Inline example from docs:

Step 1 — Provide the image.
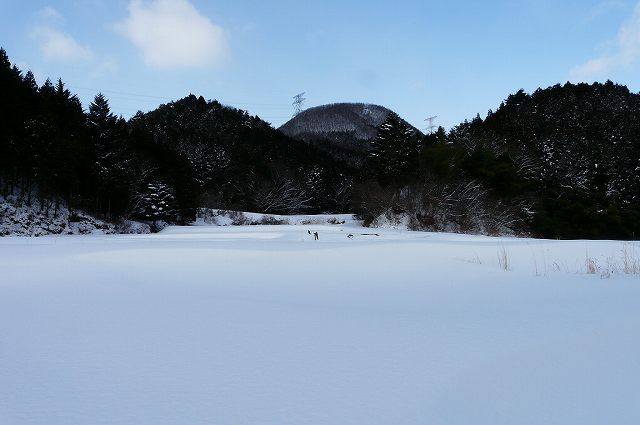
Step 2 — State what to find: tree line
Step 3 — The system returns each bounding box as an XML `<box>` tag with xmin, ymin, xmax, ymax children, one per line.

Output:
<box><xmin>358</xmin><ymin>83</ymin><xmax>640</xmax><ymax>240</ymax></box>
<box><xmin>1</xmin><ymin>47</ymin><xmax>638</xmax><ymax>239</ymax></box>
<box><xmin>0</xmin><ymin>48</ymin><xmax>354</xmax><ymax>228</ymax></box>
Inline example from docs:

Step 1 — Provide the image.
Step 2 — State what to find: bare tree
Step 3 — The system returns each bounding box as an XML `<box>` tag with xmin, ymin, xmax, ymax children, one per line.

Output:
<box><xmin>509</xmin><ymin>150</ymin><xmax>542</xmax><ymax>180</ymax></box>
<box><xmin>353</xmin><ymin>175</ymin><xmax>524</xmax><ymax>234</ymax></box>
<box><xmin>252</xmin><ymin>174</ymin><xmax>312</xmax><ymax>214</ymax></box>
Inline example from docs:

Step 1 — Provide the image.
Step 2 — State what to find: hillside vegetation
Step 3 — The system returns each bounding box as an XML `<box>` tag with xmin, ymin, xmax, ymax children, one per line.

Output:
<box><xmin>1</xmin><ymin>47</ymin><xmax>638</xmax><ymax>239</ymax></box>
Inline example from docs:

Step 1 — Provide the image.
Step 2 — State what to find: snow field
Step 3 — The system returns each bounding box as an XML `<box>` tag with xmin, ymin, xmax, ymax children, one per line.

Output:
<box><xmin>0</xmin><ymin>223</ymin><xmax>639</xmax><ymax>425</ymax></box>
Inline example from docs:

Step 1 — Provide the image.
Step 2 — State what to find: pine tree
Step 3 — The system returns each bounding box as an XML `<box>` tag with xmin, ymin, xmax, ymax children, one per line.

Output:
<box><xmin>369</xmin><ymin>112</ymin><xmax>420</xmax><ymax>184</ymax></box>
<box><xmin>88</xmin><ymin>93</ymin><xmax>116</xmax><ymax>129</ymax></box>
<box><xmin>134</xmin><ymin>181</ymin><xmax>178</xmax><ymax>222</ymax></box>
<box><xmin>23</xmin><ymin>71</ymin><xmax>37</xmax><ymax>92</ymax></box>
<box><xmin>87</xmin><ymin>93</ymin><xmax>130</xmax><ymax>217</ymax></box>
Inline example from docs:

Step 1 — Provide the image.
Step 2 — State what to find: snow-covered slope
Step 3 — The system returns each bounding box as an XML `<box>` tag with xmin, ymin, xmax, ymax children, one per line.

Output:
<box><xmin>0</xmin><ymin>224</ymin><xmax>639</xmax><ymax>425</ymax></box>
<box><xmin>0</xmin><ymin>195</ymin><xmax>151</xmax><ymax>237</ymax></box>
<box><xmin>279</xmin><ymin>103</ymin><xmax>421</xmax><ymax>152</ymax></box>
<box><xmin>0</xmin><ymin>195</ymin><xmax>116</xmax><ymax>236</ymax></box>
<box><xmin>280</xmin><ymin>103</ymin><xmax>392</xmax><ymax>142</ymax></box>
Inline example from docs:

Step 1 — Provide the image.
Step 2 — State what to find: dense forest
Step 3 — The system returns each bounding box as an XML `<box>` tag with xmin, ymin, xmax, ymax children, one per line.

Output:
<box><xmin>0</xmin><ymin>48</ymin><xmax>354</xmax><ymax>230</ymax></box>
<box><xmin>444</xmin><ymin>83</ymin><xmax>640</xmax><ymax>239</ymax></box>
<box><xmin>1</xmin><ymin>48</ymin><xmax>638</xmax><ymax>239</ymax></box>
<box><xmin>358</xmin><ymin>83</ymin><xmax>640</xmax><ymax>239</ymax></box>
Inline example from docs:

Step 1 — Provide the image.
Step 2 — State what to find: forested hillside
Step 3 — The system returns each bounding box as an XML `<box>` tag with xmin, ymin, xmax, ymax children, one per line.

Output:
<box><xmin>356</xmin><ymin>82</ymin><xmax>640</xmax><ymax>239</ymax></box>
<box><xmin>450</xmin><ymin>82</ymin><xmax>640</xmax><ymax>239</ymax></box>
<box><xmin>1</xmin><ymin>47</ymin><xmax>638</xmax><ymax>239</ymax></box>
<box><xmin>280</xmin><ymin>103</ymin><xmax>420</xmax><ymax>165</ymax></box>
<box><xmin>0</xmin><ymin>48</ymin><xmax>354</xmax><ymax>232</ymax></box>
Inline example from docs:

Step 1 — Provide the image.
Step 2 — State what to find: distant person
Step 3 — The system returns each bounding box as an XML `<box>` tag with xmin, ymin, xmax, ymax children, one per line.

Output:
<box><xmin>314</xmin><ymin>232</ymin><xmax>319</xmax><ymax>241</ymax></box>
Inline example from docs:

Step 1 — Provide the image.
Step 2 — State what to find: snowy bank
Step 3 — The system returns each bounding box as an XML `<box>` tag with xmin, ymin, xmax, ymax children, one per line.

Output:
<box><xmin>195</xmin><ymin>208</ymin><xmax>357</xmax><ymax>227</ymax></box>
<box><xmin>0</xmin><ymin>195</ymin><xmax>151</xmax><ymax>237</ymax></box>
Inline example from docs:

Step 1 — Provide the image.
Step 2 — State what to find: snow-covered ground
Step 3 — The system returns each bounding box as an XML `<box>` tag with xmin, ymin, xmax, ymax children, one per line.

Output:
<box><xmin>0</xmin><ymin>222</ymin><xmax>639</xmax><ymax>425</ymax></box>
<box><xmin>0</xmin><ymin>195</ymin><xmax>152</xmax><ymax>237</ymax></box>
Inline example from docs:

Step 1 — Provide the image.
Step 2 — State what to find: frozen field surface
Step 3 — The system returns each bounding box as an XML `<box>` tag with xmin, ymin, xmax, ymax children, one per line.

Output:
<box><xmin>0</xmin><ymin>223</ymin><xmax>639</xmax><ymax>425</ymax></box>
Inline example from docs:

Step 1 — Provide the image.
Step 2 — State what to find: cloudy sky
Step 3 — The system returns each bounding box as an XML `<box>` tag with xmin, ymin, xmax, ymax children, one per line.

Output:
<box><xmin>2</xmin><ymin>0</ymin><xmax>640</xmax><ymax>129</ymax></box>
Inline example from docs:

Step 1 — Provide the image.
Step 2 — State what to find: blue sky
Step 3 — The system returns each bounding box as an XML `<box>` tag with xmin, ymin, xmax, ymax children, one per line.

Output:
<box><xmin>2</xmin><ymin>0</ymin><xmax>640</xmax><ymax>130</ymax></box>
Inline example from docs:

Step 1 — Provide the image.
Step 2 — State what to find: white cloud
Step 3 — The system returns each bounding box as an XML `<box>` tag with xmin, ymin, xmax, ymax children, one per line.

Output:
<box><xmin>39</xmin><ymin>6</ymin><xmax>64</xmax><ymax>24</ymax></box>
<box><xmin>116</xmin><ymin>0</ymin><xmax>229</xmax><ymax>69</ymax></box>
<box><xmin>32</xmin><ymin>26</ymin><xmax>95</xmax><ymax>62</ymax></box>
<box><xmin>571</xmin><ymin>2</ymin><xmax>640</xmax><ymax>81</ymax></box>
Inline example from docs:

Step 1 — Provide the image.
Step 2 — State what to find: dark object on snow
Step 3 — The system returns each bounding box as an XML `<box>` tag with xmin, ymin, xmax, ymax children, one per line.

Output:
<box><xmin>361</xmin><ymin>233</ymin><xmax>380</xmax><ymax>237</ymax></box>
<box><xmin>308</xmin><ymin>230</ymin><xmax>311</xmax><ymax>235</ymax></box>
<box><xmin>314</xmin><ymin>232</ymin><xmax>319</xmax><ymax>241</ymax></box>
<box><xmin>347</xmin><ymin>234</ymin><xmax>354</xmax><ymax>239</ymax></box>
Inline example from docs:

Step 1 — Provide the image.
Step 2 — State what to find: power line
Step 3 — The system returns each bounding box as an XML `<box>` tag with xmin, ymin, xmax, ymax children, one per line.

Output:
<box><xmin>68</xmin><ymin>85</ymin><xmax>173</xmax><ymax>101</ymax></box>
<box><xmin>292</xmin><ymin>92</ymin><xmax>306</xmax><ymax>116</ymax></box>
<box><xmin>68</xmin><ymin>84</ymin><xmax>292</xmax><ymax>109</ymax></box>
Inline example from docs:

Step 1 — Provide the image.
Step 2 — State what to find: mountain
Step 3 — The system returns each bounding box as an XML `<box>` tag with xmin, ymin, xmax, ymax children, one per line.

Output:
<box><xmin>279</xmin><ymin>103</ymin><xmax>421</xmax><ymax>153</ymax></box>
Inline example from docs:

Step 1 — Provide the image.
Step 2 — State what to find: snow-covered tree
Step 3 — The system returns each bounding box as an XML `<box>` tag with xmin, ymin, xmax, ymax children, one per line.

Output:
<box><xmin>134</xmin><ymin>181</ymin><xmax>178</xmax><ymax>222</ymax></box>
<box><xmin>369</xmin><ymin>112</ymin><xmax>420</xmax><ymax>184</ymax></box>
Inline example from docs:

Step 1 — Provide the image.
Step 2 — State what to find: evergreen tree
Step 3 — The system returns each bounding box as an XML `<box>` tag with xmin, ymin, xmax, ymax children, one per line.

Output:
<box><xmin>87</xmin><ymin>93</ymin><xmax>131</xmax><ymax>217</ymax></box>
<box><xmin>369</xmin><ymin>112</ymin><xmax>420</xmax><ymax>184</ymax></box>
<box><xmin>134</xmin><ymin>181</ymin><xmax>178</xmax><ymax>222</ymax></box>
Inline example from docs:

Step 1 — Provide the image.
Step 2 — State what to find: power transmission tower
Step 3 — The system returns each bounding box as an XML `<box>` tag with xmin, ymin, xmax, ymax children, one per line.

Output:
<box><xmin>292</xmin><ymin>92</ymin><xmax>306</xmax><ymax>116</ymax></box>
<box><xmin>425</xmin><ymin>115</ymin><xmax>438</xmax><ymax>135</ymax></box>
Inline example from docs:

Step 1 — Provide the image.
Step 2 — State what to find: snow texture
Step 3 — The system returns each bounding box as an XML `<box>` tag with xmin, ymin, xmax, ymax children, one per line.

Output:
<box><xmin>280</xmin><ymin>103</ymin><xmax>393</xmax><ymax>142</ymax></box>
<box><xmin>0</xmin><ymin>195</ymin><xmax>151</xmax><ymax>237</ymax></box>
<box><xmin>195</xmin><ymin>208</ymin><xmax>354</xmax><ymax>226</ymax></box>
<box><xmin>0</xmin><ymin>195</ymin><xmax>116</xmax><ymax>237</ymax></box>
<box><xmin>0</xmin><ymin>221</ymin><xmax>639</xmax><ymax>425</ymax></box>
<box><xmin>279</xmin><ymin>103</ymin><xmax>421</xmax><ymax>151</ymax></box>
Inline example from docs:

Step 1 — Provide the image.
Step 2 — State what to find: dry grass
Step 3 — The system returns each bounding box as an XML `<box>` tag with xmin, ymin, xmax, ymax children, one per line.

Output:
<box><xmin>585</xmin><ymin>251</ymin><xmax>598</xmax><ymax>275</ymax></box>
<box><xmin>498</xmin><ymin>245</ymin><xmax>511</xmax><ymax>271</ymax></box>
<box><xmin>622</xmin><ymin>243</ymin><xmax>640</xmax><ymax>275</ymax></box>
